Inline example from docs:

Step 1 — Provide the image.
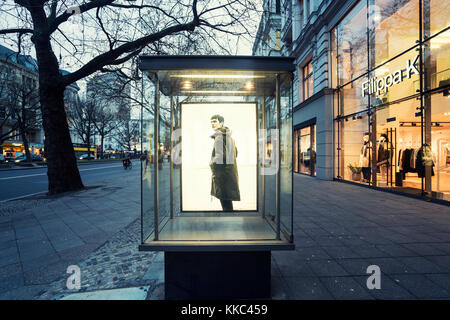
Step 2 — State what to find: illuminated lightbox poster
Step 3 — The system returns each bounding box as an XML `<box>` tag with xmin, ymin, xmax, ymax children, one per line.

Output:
<box><xmin>181</xmin><ymin>103</ymin><xmax>257</xmax><ymax>211</ymax></box>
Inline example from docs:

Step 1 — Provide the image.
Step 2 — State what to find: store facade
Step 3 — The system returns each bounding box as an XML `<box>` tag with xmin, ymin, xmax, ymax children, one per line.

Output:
<box><xmin>332</xmin><ymin>0</ymin><xmax>450</xmax><ymax>202</ymax></box>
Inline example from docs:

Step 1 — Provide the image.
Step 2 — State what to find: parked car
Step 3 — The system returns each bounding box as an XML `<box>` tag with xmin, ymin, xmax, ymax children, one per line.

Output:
<box><xmin>14</xmin><ymin>154</ymin><xmax>44</xmax><ymax>163</ymax></box>
<box><xmin>4</xmin><ymin>152</ymin><xmax>15</xmax><ymax>163</ymax></box>
<box><xmin>79</xmin><ymin>154</ymin><xmax>95</xmax><ymax>160</ymax></box>
<box><xmin>0</xmin><ymin>154</ymin><xmax>4</xmax><ymax>163</ymax></box>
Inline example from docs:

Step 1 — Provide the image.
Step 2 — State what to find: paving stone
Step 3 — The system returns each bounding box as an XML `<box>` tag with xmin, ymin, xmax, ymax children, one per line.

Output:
<box><xmin>322</xmin><ymin>246</ymin><xmax>361</xmax><ymax>259</ymax></box>
<box><xmin>273</xmin><ymin>252</ymin><xmax>315</xmax><ymax>277</ymax></box>
<box><xmin>0</xmin><ymin>273</ymin><xmax>24</xmax><ymax>294</ymax></box>
<box><xmin>397</xmin><ymin>256</ymin><xmax>446</xmax><ymax>274</ymax></box>
<box><xmin>284</xmin><ymin>276</ymin><xmax>333</xmax><ymax>300</ymax></box>
<box><xmin>349</xmin><ymin>245</ymin><xmax>389</xmax><ymax>258</ymax></box>
<box><xmin>424</xmin><ymin>256</ymin><xmax>450</xmax><ymax>272</ymax></box>
<box><xmin>426</xmin><ymin>274</ymin><xmax>450</xmax><ymax>292</ymax></box>
<box><xmin>369</xmin><ymin>257</ymin><xmax>415</xmax><ymax>275</ymax></box>
<box><xmin>271</xmin><ymin>276</ymin><xmax>290</xmax><ymax>299</ymax></box>
<box><xmin>337</xmin><ymin>259</ymin><xmax>374</xmax><ymax>276</ymax></box>
<box><xmin>306</xmin><ymin>260</ymin><xmax>349</xmax><ymax>277</ymax></box>
<box><xmin>320</xmin><ymin>276</ymin><xmax>374</xmax><ymax>300</ymax></box>
<box><xmin>293</xmin><ymin>247</ymin><xmax>332</xmax><ymax>261</ymax></box>
<box><xmin>376</xmin><ymin>244</ymin><xmax>417</xmax><ymax>257</ymax></box>
<box><xmin>389</xmin><ymin>274</ymin><xmax>450</xmax><ymax>299</ymax></box>
<box><xmin>352</xmin><ymin>275</ymin><xmax>415</xmax><ymax>299</ymax></box>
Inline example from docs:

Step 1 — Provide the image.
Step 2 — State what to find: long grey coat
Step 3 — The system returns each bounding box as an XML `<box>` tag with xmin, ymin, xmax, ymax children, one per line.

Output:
<box><xmin>210</xmin><ymin>127</ymin><xmax>240</xmax><ymax>201</ymax></box>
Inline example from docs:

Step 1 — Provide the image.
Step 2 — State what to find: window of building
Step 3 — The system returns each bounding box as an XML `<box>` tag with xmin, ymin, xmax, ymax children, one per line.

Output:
<box><xmin>333</xmin><ymin>0</ymin><xmax>450</xmax><ymax>203</ymax></box>
<box><xmin>302</xmin><ymin>60</ymin><xmax>313</xmax><ymax>101</ymax></box>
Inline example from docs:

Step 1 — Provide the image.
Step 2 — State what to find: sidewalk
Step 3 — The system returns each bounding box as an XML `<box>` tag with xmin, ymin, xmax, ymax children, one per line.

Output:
<box><xmin>271</xmin><ymin>174</ymin><xmax>450</xmax><ymax>299</ymax></box>
<box><xmin>0</xmin><ymin>166</ymin><xmax>159</xmax><ymax>299</ymax></box>
<box><xmin>1</xmin><ymin>170</ymin><xmax>450</xmax><ymax>299</ymax></box>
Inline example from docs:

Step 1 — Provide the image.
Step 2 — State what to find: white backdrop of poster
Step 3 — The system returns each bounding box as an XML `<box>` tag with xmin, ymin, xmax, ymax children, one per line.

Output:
<box><xmin>181</xmin><ymin>103</ymin><xmax>257</xmax><ymax>211</ymax></box>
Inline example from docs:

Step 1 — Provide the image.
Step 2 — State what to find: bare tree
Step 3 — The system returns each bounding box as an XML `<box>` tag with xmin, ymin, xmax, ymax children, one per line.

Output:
<box><xmin>0</xmin><ymin>70</ymin><xmax>40</xmax><ymax>162</ymax></box>
<box><xmin>114</xmin><ymin>117</ymin><xmax>140</xmax><ymax>152</ymax></box>
<box><xmin>92</xmin><ymin>101</ymin><xmax>117</xmax><ymax>159</ymax></box>
<box><xmin>68</xmin><ymin>96</ymin><xmax>96</xmax><ymax>159</ymax></box>
<box><xmin>0</xmin><ymin>0</ymin><xmax>260</xmax><ymax>194</ymax></box>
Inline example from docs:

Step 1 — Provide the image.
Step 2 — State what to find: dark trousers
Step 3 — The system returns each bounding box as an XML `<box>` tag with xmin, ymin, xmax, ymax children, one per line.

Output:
<box><xmin>362</xmin><ymin>167</ymin><xmax>371</xmax><ymax>181</ymax></box>
<box><xmin>220</xmin><ymin>200</ymin><xmax>233</xmax><ymax>212</ymax></box>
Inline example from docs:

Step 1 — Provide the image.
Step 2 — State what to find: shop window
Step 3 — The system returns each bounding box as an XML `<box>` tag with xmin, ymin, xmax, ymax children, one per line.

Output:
<box><xmin>337</xmin><ymin>0</ymin><xmax>368</xmax><ymax>85</ymax></box>
<box><xmin>369</xmin><ymin>48</ymin><xmax>421</xmax><ymax>107</ymax></box>
<box><xmin>369</xmin><ymin>0</ymin><xmax>419</xmax><ymax>67</ymax></box>
<box><xmin>423</xmin><ymin>0</ymin><xmax>450</xmax><ymax>38</ymax></box>
<box><xmin>338</xmin><ymin>115</ymin><xmax>369</xmax><ymax>182</ymax></box>
<box><xmin>294</xmin><ymin>124</ymin><xmax>316</xmax><ymax>176</ymax></box>
<box><xmin>430</xmin><ymin>92</ymin><xmax>450</xmax><ymax>201</ymax></box>
<box><xmin>340</xmin><ymin>76</ymin><xmax>369</xmax><ymax>115</ymax></box>
<box><xmin>424</xmin><ymin>29</ymin><xmax>450</xmax><ymax>91</ymax></box>
<box><xmin>302</xmin><ymin>60</ymin><xmax>313</xmax><ymax>101</ymax></box>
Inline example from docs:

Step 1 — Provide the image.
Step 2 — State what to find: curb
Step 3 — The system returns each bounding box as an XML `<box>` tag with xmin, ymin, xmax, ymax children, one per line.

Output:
<box><xmin>0</xmin><ymin>159</ymin><xmax>127</xmax><ymax>171</ymax></box>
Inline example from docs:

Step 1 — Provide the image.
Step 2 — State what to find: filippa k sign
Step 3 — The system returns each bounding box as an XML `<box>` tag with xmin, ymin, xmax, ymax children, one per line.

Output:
<box><xmin>361</xmin><ymin>55</ymin><xmax>420</xmax><ymax>97</ymax></box>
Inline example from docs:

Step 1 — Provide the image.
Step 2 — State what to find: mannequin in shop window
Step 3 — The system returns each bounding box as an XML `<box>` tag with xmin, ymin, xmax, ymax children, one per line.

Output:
<box><xmin>359</xmin><ymin>132</ymin><xmax>371</xmax><ymax>183</ymax></box>
<box><xmin>377</xmin><ymin>134</ymin><xmax>391</xmax><ymax>186</ymax></box>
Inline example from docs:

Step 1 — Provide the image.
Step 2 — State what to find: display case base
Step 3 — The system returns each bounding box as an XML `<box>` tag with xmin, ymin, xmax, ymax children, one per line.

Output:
<box><xmin>164</xmin><ymin>251</ymin><xmax>271</xmax><ymax>300</ymax></box>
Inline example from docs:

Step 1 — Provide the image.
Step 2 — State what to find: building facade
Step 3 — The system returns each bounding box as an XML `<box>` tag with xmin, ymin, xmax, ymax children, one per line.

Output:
<box><xmin>0</xmin><ymin>44</ymin><xmax>80</xmax><ymax>160</ymax></box>
<box><xmin>256</xmin><ymin>0</ymin><xmax>450</xmax><ymax>203</ymax></box>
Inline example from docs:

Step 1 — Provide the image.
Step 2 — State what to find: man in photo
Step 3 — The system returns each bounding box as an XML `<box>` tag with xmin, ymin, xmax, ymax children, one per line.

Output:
<box><xmin>210</xmin><ymin>114</ymin><xmax>240</xmax><ymax>211</ymax></box>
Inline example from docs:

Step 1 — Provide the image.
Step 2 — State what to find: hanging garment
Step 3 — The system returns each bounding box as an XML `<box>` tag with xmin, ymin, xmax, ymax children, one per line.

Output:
<box><xmin>359</xmin><ymin>142</ymin><xmax>371</xmax><ymax>168</ymax></box>
<box><xmin>416</xmin><ymin>146</ymin><xmax>435</xmax><ymax>178</ymax></box>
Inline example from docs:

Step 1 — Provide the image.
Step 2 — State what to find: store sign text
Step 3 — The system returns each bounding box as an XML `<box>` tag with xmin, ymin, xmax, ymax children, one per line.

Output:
<box><xmin>362</xmin><ymin>55</ymin><xmax>419</xmax><ymax>97</ymax></box>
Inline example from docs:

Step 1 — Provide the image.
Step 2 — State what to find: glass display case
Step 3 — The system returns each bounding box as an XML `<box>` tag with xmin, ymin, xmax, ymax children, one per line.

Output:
<box><xmin>138</xmin><ymin>56</ymin><xmax>294</xmax><ymax>252</ymax></box>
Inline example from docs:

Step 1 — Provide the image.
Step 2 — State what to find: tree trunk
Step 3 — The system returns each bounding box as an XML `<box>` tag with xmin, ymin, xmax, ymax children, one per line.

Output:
<box><xmin>101</xmin><ymin>134</ymin><xmax>104</xmax><ymax>159</ymax></box>
<box><xmin>20</xmin><ymin>128</ymin><xmax>32</xmax><ymax>163</ymax></box>
<box><xmin>34</xmin><ymin>36</ymin><xmax>84</xmax><ymax>194</ymax></box>
<box><xmin>87</xmin><ymin>119</ymin><xmax>91</xmax><ymax>161</ymax></box>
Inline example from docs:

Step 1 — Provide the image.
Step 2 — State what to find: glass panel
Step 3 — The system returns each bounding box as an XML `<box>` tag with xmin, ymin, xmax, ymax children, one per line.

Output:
<box><xmin>369</xmin><ymin>0</ymin><xmax>419</xmax><ymax>67</ymax></box>
<box><xmin>337</xmin><ymin>0</ymin><xmax>368</xmax><ymax>85</ymax></box>
<box><xmin>298</xmin><ymin>127</ymin><xmax>311</xmax><ymax>174</ymax></box>
<box><xmin>264</xmin><ymin>94</ymin><xmax>277</xmax><ymax>225</ymax></box>
<box><xmin>340</xmin><ymin>115</ymin><xmax>370</xmax><ymax>182</ymax></box>
<box><xmin>331</xmin><ymin>27</ymin><xmax>338</xmax><ymax>88</ymax></box>
<box><xmin>158</xmin><ymin>90</ymin><xmax>171</xmax><ymax>235</ymax></box>
<box><xmin>424</xmin><ymin>29</ymin><xmax>450</xmax><ymax>91</ymax></box>
<box><xmin>430</xmin><ymin>93</ymin><xmax>450</xmax><ymax>201</ymax></box>
<box><xmin>423</xmin><ymin>0</ymin><xmax>450</xmax><ymax>38</ymax></box>
<box><xmin>140</xmin><ymin>68</ymin><xmax>293</xmax><ymax>243</ymax></box>
<box><xmin>373</xmin><ymin>98</ymin><xmax>422</xmax><ymax>193</ymax></box>
<box><xmin>293</xmin><ymin>129</ymin><xmax>299</xmax><ymax>172</ymax></box>
<box><xmin>141</xmin><ymin>77</ymin><xmax>155</xmax><ymax>242</ymax></box>
<box><xmin>312</xmin><ymin>124</ymin><xmax>316</xmax><ymax>176</ymax></box>
<box><xmin>280</xmin><ymin>73</ymin><xmax>293</xmax><ymax>239</ymax></box>
<box><xmin>340</xmin><ymin>76</ymin><xmax>369</xmax><ymax>115</ymax></box>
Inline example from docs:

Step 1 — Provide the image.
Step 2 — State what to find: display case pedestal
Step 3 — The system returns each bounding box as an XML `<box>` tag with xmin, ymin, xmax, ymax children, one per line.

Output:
<box><xmin>164</xmin><ymin>251</ymin><xmax>271</xmax><ymax>300</ymax></box>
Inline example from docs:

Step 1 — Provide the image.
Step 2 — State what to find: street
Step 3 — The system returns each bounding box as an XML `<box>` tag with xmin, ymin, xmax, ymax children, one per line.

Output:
<box><xmin>0</xmin><ymin>161</ymin><xmax>139</xmax><ymax>202</ymax></box>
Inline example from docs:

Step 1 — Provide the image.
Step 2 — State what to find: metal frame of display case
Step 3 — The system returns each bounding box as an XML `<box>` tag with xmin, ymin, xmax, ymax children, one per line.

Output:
<box><xmin>138</xmin><ymin>55</ymin><xmax>295</xmax><ymax>252</ymax></box>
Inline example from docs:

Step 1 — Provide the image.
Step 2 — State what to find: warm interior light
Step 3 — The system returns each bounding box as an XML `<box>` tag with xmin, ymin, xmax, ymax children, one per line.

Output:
<box><xmin>244</xmin><ymin>81</ymin><xmax>254</xmax><ymax>90</ymax></box>
<box><xmin>182</xmin><ymin>80</ymin><xmax>192</xmax><ymax>89</ymax></box>
<box><xmin>171</xmin><ymin>74</ymin><xmax>266</xmax><ymax>79</ymax></box>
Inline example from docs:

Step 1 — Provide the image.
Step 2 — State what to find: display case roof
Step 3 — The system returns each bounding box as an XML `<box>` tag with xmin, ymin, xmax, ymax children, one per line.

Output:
<box><xmin>138</xmin><ymin>55</ymin><xmax>295</xmax><ymax>72</ymax></box>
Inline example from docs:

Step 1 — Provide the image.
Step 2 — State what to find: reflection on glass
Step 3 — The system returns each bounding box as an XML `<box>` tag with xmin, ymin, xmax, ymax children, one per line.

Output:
<box><xmin>424</xmin><ymin>0</ymin><xmax>450</xmax><ymax>38</ymax></box>
<box><xmin>369</xmin><ymin>0</ymin><xmax>419</xmax><ymax>67</ymax></box>
<box><xmin>337</xmin><ymin>0</ymin><xmax>368</xmax><ymax>85</ymax></box>
<box><xmin>425</xmin><ymin>29</ymin><xmax>450</xmax><ymax>91</ymax></box>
